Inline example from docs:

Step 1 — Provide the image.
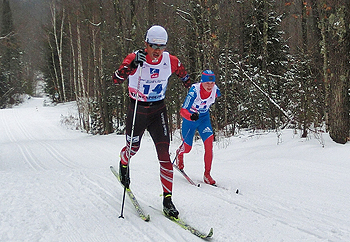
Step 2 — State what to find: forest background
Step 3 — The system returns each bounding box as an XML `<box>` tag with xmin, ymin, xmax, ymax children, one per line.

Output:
<box><xmin>0</xmin><ymin>0</ymin><xmax>349</xmax><ymax>144</ymax></box>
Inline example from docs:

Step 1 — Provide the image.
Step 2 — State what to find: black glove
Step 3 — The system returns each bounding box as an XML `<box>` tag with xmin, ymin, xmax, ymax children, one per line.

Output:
<box><xmin>190</xmin><ymin>112</ymin><xmax>199</xmax><ymax>121</ymax></box>
<box><xmin>132</xmin><ymin>50</ymin><xmax>147</xmax><ymax>67</ymax></box>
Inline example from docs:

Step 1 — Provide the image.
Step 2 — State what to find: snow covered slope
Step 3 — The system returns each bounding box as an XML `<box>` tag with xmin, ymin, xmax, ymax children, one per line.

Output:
<box><xmin>1</xmin><ymin>97</ymin><xmax>349</xmax><ymax>241</ymax></box>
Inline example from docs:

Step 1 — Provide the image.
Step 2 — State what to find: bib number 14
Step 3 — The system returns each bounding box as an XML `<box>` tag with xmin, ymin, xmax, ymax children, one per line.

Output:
<box><xmin>143</xmin><ymin>84</ymin><xmax>163</xmax><ymax>94</ymax></box>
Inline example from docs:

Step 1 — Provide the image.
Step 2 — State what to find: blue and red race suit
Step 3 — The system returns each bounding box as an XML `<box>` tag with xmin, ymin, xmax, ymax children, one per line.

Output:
<box><xmin>177</xmin><ymin>82</ymin><xmax>221</xmax><ymax>175</ymax></box>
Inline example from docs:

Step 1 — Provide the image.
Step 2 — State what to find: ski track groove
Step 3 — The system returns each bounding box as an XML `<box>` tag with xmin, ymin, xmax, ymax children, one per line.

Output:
<box><xmin>249</xmin><ymin>191</ymin><xmax>349</xmax><ymax>241</ymax></box>
<box><xmin>40</xmin><ymin>142</ymin><xmax>79</xmax><ymax>169</ymax></box>
<box><xmin>88</xmin><ymin>172</ymin><xmax>183</xmax><ymax>242</ymax></box>
<box><xmin>44</xmin><ymin>194</ymin><xmax>92</xmax><ymax>242</ymax></box>
<box><xmin>2</xmin><ymin>105</ymin><xmax>125</xmax><ymax>241</ymax></box>
<box><xmin>80</xmin><ymin>172</ymin><xmax>170</xmax><ymax>242</ymax></box>
<box><xmin>43</xmin><ymin>173</ymin><xmax>114</xmax><ymax>242</ymax></box>
<box><xmin>6</xmin><ymin>109</ymin><xmax>44</xmax><ymax>170</ymax></box>
<box><xmin>17</xmin><ymin>143</ymin><xmax>47</xmax><ymax>171</ymax></box>
<box><xmin>15</xmin><ymin>110</ymin><xmax>77</xmax><ymax>168</ymax></box>
<box><xmin>174</xmin><ymin>170</ymin><xmax>328</xmax><ymax>241</ymax></box>
<box><xmin>253</xmin><ymin>192</ymin><xmax>350</xmax><ymax>241</ymax></box>
<box><xmin>193</xmin><ymin>182</ymin><xmax>343</xmax><ymax>241</ymax></box>
<box><xmin>1</xmin><ymin>110</ymin><xmax>16</xmax><ymax>143</ymax></box>
<box><xmin>81</xmin><ymin>173</ymin><xmax>149</xmax><ymax>231</ymax></box>
<box><xmin>2</xmin><ymin>109</ymin><xmax>46</xmax><ymax>171</ymax></box>
<box><xmin>13</xmin><ymin>108</ymin><xmax>35</xmax><ymax>141</ymax></box>
<box><xmin>80</xmin><ymin>172</ymin><xmax>121</xmax><ymax>213</ymax></box>
<box><xmin>12</xmin><ymin>108</ymin><xmax>80</xmax><ymax>169</ymax></box>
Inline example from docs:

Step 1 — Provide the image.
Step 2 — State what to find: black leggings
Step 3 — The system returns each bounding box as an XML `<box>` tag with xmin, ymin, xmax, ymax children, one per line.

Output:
<box><xmin>123</xmin><ymin>100</ymin><xmax>170</xmax><ymax>162</ymax></box>
<box><xmin>120</xmin><ymin>100</ymin><xmax>174</xmax><ymax>193</ymax></box>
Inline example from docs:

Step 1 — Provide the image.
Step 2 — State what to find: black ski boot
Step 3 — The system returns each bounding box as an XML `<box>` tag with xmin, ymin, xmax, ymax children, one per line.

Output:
<box><xmin>163</xmin><ymin>193</ymin><xmax>179</xmax><ymax>218</ymax></box>
<box><xmin>119</xmin><ymin>162</ymin><xmax>130</xmax><ymax>188</ymax></box>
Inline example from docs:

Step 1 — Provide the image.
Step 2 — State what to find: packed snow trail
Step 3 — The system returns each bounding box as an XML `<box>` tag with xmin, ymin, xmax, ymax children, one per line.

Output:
<box><xmin>1</xmin><ymin>97</ymin><xmax>350</xmax><ymax>241</ymax></box>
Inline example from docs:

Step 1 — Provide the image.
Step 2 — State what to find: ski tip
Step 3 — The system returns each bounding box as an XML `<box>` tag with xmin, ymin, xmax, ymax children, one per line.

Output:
<box><xmin>207</xmin><ymin>227</ymin><xmax>214</xmax><ymax>238</ymax></box>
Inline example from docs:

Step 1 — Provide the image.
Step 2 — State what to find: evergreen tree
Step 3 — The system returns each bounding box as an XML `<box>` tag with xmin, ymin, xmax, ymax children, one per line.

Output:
<box><xmin>238</xmin><ymin>0</ymin><xmax>290</xmax><ymax>129</ymax></box>
<box><xmin>286</xmin><ymin>53</ymin><xmax>323</xmax><ymax>137</ymax></box>
<box><xmin>0</xmin><ymin>0</ymin><xmax>24</xmax><ymax>108</ymax></box>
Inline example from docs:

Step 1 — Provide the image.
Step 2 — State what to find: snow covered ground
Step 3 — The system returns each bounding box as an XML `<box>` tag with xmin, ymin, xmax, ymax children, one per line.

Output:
<box><xmin>1</xmin><ymin>97</ymin><xmax>350</xmax><ymax>242</ymax></box>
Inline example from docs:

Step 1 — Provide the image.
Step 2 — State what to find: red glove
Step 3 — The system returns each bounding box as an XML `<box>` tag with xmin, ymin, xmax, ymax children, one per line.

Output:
<box><xmin>112</xmin><ymin>71</ymin><xmax>123</xmax><ymax>84</ymax></box>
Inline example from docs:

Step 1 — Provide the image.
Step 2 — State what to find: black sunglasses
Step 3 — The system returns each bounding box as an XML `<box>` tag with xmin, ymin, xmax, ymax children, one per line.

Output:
<box><xmin>147</xmin><ymin>43</ymin><xmax>166</xmax><ymax>50</ymax></box>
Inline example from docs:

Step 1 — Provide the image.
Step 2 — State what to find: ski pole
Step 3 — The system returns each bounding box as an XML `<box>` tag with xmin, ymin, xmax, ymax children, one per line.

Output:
<box><xmin>119</xmin><ymin>63</ymin><xmax>143</xmax><ymax>219</ymax></box>
<box><xmin>172</xmin><ymin>128</ymin><xmax>191</xmax><ymax>165</ymax></box>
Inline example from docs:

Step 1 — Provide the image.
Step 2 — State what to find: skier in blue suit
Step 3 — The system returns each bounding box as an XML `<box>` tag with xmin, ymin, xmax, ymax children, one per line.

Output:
<box><xmin>176</xmin><ymin>70</ymin><xmax>221</xmax><ymax>185</ymax></box>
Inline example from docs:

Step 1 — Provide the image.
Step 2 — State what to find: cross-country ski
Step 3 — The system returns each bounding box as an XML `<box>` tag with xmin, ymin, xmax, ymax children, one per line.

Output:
<box><xmin>111</xmin><ymin>165</ymin><xmax>213</xmax><ymax>239</ymax></box>
<box><xmin>110</xmin><ymin>166</ymin><xmax>150</xmax><ymax>222</ymax></box>
<box><xmin>173</xmin><ymin>164</ymin><xmax>200</xmax><ymax>187</ymax></box>
<box><xmin>164</xmin><ymin>213</ymin><xmax>213</xmax><ymax>239</ymax></box>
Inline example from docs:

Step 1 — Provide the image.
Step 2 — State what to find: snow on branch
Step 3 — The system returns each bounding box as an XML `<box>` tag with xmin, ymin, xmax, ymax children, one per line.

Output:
<box><xmin>0</xmin><ymin>31</ymin><xmax>14</xmax><ymax>40</ymax></box>
<box><xmin>162</xmin><ymin>2</ymin><xmax>192</xmax><ymax>23</ymax></box>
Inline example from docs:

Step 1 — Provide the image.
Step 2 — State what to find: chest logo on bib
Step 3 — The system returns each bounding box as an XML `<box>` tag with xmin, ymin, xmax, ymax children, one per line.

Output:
<box><xmin>150</xmin><ymin>68</ymin><xmax>160</xmax><ymax>78</ymax></box>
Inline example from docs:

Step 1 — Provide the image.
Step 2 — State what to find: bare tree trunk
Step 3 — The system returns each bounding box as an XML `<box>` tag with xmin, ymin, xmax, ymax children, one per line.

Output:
<box><xmin>328</xmin><ymin>3</ymin><xmax>350</xmax><ymax>144</ymax></box>
<box><xmin>148</xmin><ymin>0</ymin><xmax>156</xmax><ymax>26</ymax></box>
<box><xmin>98</xmin><ymin>0</ymin><xmax>113</xmax><ymax>134</ymax></box>
<box><xmin>318</xmin><ymin>6</ymin><xmax>330</xmax><ymax>131</ymax></box>
<box><xmin>50</xmin><ymin>2</ymin><xmax>67</xmax><ymax>102</ymax></box>
<box><xmin>68</xmin><ymin>19</ymin><xmax>85</xmax><ymax>129</ymax></box>
<box><xmin>68</xmin><ymin>21</ymin><xmax>78</xmax><ymax>101</ymax></box>
<box><xmin>59</xmin><ymin>8</ymin><xmax>66</xmax><ymax>102</ymax></box>
<box><xmin>329</xmin><ymin>60</ymin><xmax>349</xmax><ymax>144</ymax></box>
<box><xmin>47</xmin><ymin>34</ymin><xmax>61</xmax><ymax>101</ymax></box>
<box><xmin>76</xmin><ymin>18</ymin><xmax>90</xmax><ymax>132</ymax></box>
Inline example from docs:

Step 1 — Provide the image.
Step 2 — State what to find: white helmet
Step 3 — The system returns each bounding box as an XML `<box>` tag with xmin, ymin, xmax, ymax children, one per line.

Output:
<box><xmin>145</xmin><ymin>25</ymin><xmax>168</xmax><ymax>45</ymax></box>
